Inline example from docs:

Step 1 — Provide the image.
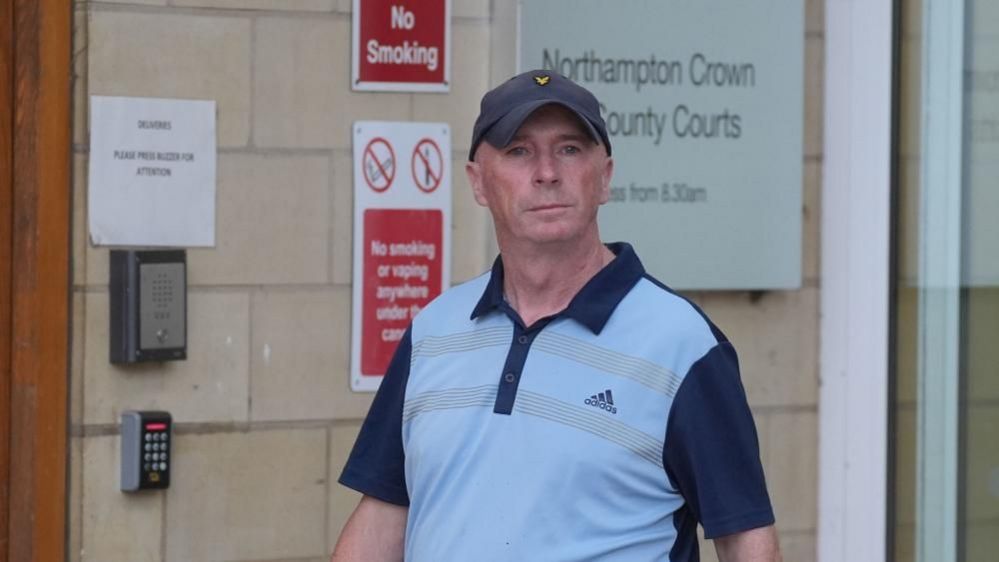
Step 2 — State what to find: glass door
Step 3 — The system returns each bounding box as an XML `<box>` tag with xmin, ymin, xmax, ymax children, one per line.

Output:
<box><xmin>892</xmin><ymin>1</ymin><xmax>999</xmax><ymax>561</ymax></box>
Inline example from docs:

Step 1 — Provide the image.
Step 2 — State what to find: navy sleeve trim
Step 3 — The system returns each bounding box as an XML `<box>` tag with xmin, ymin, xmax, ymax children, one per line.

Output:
<box><xmin>662</xmin><ymin>342</ymin><xmax>775</xmax><ymax>539</ymax></box>
<box><xmin>337</xmin><ymin>328</ymin><xmax>412</xmax><ymax>507</ymax></box>
<box><xmin>338</xmin><ymin>465</ymin><xmax>410</xmax><ymax>506</ymax></box>
<box><xmin>700</xmin><ymin>507</ymin><xmax>776</xmax><ymax>539</ymax></box>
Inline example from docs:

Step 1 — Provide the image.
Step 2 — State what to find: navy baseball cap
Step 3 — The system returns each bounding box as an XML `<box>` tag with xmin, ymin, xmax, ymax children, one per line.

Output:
<box><xmin>469</xmin><ymin>70</ymin><xmax>611</xmax><ymax>161</ymax></box>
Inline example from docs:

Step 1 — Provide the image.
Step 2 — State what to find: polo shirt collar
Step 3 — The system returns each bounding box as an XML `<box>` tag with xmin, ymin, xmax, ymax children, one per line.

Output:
<box><xmin>469</xmin><ymin>242</ymin><xmax>646</xmax><ymax>334</ymax></box>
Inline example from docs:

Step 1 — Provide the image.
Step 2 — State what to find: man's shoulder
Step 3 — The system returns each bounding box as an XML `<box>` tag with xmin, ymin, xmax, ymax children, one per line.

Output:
<box><xmin>412</xmin><ymin>270</ymin><xmax>491</xmax><ymax>327</ymax></box>
<box><xmin>613</xmin><ymin>273</ymin><xmax>729</xmax><ymax>355</ymax></box>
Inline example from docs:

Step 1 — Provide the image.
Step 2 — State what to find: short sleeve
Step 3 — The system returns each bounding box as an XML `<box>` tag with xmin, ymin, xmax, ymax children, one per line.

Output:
<box><xmin>338</xmin><ymin>328</ymin><xmax>412</xmax><ymax>506</ymax></box>
<box><xmin>662</xmin><ymin>341</ymin><xmax>775</xmax><ymax>538</ymax></box>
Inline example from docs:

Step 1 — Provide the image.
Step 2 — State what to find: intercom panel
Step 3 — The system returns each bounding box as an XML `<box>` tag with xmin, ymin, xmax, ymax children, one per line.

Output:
<box><xmin>110</xmin><ymin>249</ymin><xmax>187</xmax><ymax>363</ymax></box>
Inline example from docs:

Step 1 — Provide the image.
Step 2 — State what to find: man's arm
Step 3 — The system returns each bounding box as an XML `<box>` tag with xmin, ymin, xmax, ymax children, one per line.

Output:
<box><xmin>331</xmin><ymin>495</ymin><xmax>407</xmax><ymax>562</ymax></box>
<box><xmin>714</xmin><ymin>524</ymin><xmax>782</xmax><ymax>562</ymax></box>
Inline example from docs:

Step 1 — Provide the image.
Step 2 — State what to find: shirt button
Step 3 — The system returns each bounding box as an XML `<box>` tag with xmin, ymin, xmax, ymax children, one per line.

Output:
<box><xmin>517</xmin><ymin>335</ymin><xmax>528</xmax><ymax>344</ymax></box>
<box><xmin>504</xmin><ymin>372</ymin><xmax>516</xmax><ymax>383</ymax></box>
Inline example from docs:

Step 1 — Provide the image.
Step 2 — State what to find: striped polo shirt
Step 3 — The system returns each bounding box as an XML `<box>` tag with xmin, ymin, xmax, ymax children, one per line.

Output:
<box><xmin>340</xmin><ymin>243</ymin><xmax>774</xmax><ymax>562</ymax></box>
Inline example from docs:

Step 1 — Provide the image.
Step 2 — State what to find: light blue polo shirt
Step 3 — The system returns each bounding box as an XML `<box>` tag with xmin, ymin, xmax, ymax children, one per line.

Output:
<box><xmin>340</xmin><ymin>243</ymin><xmax>774</xmax><ymax>562</ymax></box>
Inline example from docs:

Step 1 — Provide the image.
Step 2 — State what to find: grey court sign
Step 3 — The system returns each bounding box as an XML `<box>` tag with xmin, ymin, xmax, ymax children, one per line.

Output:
<box><xmin>520</xmin><ymin>0</ymin><xmax>803</xmax><ymax>289</ymax></box>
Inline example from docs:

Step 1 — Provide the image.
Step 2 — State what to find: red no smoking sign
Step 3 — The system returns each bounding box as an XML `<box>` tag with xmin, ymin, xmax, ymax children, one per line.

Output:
<box><xmin>352</xmin><ymin>121</ymin><xmax>451</xmax><ymax>391</ymax></box>
<box><xmin>352</xmin><ymin>0</ymin><xmax>450</xmax><ymax>92</ymax></box>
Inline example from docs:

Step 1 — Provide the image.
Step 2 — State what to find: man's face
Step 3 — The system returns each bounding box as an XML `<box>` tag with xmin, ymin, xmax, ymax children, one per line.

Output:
<box><xmin>465</xmin><ymin>105</ymin><xmax>613</xmax><ymax>249</ymax></box>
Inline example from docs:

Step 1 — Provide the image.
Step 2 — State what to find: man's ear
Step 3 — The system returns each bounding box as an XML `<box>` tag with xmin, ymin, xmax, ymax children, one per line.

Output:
<box><xmin>598</xmin><ymin>156</ymin><xmax>614</xmax><ymax>204</ymax></box>
<box><xmin>465</xmin><ymin>161</ymin><xmax>489</xmax><ymax>207</ymax></box>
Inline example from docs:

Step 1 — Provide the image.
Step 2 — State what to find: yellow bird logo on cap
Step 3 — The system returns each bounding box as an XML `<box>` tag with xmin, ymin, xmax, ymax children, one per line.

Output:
<box><xmin>534</xmin><ymin>75</ymin><xmax>551</xmax><ymax>86</ymax></box>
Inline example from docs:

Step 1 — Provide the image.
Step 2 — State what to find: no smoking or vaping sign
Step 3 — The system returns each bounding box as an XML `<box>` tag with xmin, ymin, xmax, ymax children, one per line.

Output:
<box><xmin>351</xmin><ymin>122</ymin><xmax>452</xmax><ymax>392</ymax></box>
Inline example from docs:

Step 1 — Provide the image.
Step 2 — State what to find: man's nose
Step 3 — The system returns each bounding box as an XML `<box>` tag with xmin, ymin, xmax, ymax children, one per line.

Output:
<box><xmin>533</xmin><ymin>152</ymin><xmax>560</xmax><ymax>186</ymax></box>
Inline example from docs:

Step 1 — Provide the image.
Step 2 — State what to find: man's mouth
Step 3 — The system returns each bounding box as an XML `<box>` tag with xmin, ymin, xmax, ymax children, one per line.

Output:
<box><xmin>529</xmin><ymin>203</ymin><xmax>570</xmax><ymax>212</ymax></box>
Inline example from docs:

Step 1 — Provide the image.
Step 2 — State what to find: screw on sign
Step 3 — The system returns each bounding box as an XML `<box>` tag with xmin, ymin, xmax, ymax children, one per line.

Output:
<box><xmin>363</xmin><ymin>137</ymin><xmax>396</xmax><ymax>192</ymax></box>
<box><xmin>411</xmin><ymin>138</ymin><xmax>443</xmax><ymax>193</ymax></box>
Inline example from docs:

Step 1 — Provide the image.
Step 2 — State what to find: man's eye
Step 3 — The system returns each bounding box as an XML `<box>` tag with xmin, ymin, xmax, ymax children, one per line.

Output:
<box><xmin>561</xmin><ymin>145</ymin><xmax>581</xmax><ymax>154</ymax></box>
<box><xmin>507</xmin><ymin>146</ymin><xmax>528</xmax><ymax>156</ymax></box>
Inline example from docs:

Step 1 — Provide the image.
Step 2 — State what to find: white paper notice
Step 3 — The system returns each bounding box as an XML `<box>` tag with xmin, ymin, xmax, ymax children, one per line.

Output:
<box><xmin>88</xmin><ymin>96</ymin><xmax>217</xmax><ymax>247</ymax></box>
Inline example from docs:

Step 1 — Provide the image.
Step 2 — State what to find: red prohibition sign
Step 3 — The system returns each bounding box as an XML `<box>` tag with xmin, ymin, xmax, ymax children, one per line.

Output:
<box><xmin>363</xmin><ymin>137</ymin><xmax>396</xmax><ymax>192</ymax></box>
<box><xmin>411</xmin><ymin>138</ymin><xmax>443</xmax><ymax>193</ymax></box>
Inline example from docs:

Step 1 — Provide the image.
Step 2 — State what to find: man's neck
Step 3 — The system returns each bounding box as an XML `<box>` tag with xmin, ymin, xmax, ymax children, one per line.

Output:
<box><xmin>499</xmin><ymin>236</ymin><xmax>614</xmax><ymax>328</ymax></box>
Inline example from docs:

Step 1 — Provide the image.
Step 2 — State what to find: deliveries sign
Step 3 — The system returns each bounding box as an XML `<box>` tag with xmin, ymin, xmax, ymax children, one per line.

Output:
<box><xmin>352</xmin><ymin>0</ymin><xmax>451</xmax><ymax>92</ymax></box>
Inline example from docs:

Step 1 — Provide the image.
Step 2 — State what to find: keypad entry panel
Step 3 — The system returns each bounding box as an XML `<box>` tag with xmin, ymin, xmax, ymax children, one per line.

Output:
<box><xmin>121</xmin><ymin>411</ymin><xmax>172</xmax><ymax>491</ymax></box>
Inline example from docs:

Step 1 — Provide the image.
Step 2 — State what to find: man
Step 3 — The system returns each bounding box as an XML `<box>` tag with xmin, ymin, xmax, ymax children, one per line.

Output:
<box><xmin>333</xmin><ymin>70</ymin><xmax>781</xmax><ymax>562</ymax></box>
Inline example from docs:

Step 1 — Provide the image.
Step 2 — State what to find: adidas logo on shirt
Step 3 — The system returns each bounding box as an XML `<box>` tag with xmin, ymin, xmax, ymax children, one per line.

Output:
<box><xmin>584</xmin><ymin>389</ymin><xmax>618</xmax><ymax>414</ymax></box>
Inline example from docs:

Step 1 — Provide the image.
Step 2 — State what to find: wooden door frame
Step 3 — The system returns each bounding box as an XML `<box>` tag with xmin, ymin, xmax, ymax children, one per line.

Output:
<box><xmin>1</xmin><ymin>1</ymin><xmax>72</xmax><ymax>561</ymax></box>
<box><xmin>0</xmin><ymin>0</ymin><xmax>12</xmax><ymax>555</ymax></box>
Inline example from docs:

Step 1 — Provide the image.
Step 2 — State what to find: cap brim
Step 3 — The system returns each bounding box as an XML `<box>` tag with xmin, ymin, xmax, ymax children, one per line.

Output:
<box><xmin>481</xmin><ymin>100</ymin><xmax>603</xmax><ymax>153</ymax></box>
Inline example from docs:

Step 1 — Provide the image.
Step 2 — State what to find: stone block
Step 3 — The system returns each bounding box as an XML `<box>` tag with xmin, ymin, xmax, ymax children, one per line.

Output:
<box><xmin>189</xmin><ymin>153</ymin><xmax>330</xmax><ymax>285</ymax></box>
<box><xmin>488</xmin><ymin>1</ymin><xmax>518</xmax><ymax>84</ymax></box>
<box><xmin>73</xmin><ymin>154</ymin><xmax>87</xmax><ymax>288</ymax></box>
<box><xmin>89</xmin><ymin>11</ymin><xmax>251</xmax><ymax>147</ymax></box>
<box><xmin>334</xmin><ymin>0</ymin><xmax>489</xmax><ymax>18</ymax></box>
<box><xmin>73</xmin><ymin>7</ymin><xmax>89</xmax><ymax>147</ymax></box>
<box><xmin>780</xmin><ymin>532</ymin><xmax>816</xmax><ymax>562</ymax></box>
<box><xmin>451</xmin><ymin>152</ymin><xmax>493</xmax><ymax>283</ymax></box>
<box><xmin>253</xmin><ymin>17</ymin><xmax>410</xmax><ymax>149</ymax></box>
<box><xmin>763</xmin><ymin>411</ymin><xmax>818</xmax><ymax>532</ymax></box>
<box><xmin>802</xmin><ymin>160</ymin><xmax>820</xmax><ymax>283</ymax></box>
<box><xmin>328</xmin><ymin>422</ymin><xmax>364</xmax><ymax>550</ymax></box>
<box><xmin>83</xmin><ymin>242</ymin><xmax>107</xmax><ymax>287</ymax></box>
<box><xmin>803</xmin><ymin>35</ymin><xmax>824</xmax><ymax>159</ymax></box>
<box><xmin>331</xmin><ymin>149</ymin><xmax>353</xmax><ymax>286</ymax></box>
<box><xmin>68</xmin><ymin>437</ymin><xmax>83</xmax><ymax>562</ymax></box>
<box><xmin>412</xmin><ymin>22</ymin><xmax>490</xmax><ymax>148</ymax></box>
<box><xmin>966</xmin><ymin>405</ymin><xmax>999</xmax><ymax>521</ymax></box>
<box><xmin>250</xmin><ymin>287</ymin><xmax>374</xmax><ymax>421</ymax></box>
<box><xmin>164</xmin><ymin>429</ymin><xmax>327</xmax><ymax>561</ymax></box>
<box><xmin>81</xmin><ymin>435</ymin><xmax>163</xmax><ymax>562</ymax></box>
<box><xmin>454</xmin><ymin>0</ymin><xmax>489</xmax><ymax>19</ymax></box>
<box><xmin>97</xmin><ymin>0</ymin><xmax>165</xmax><ymax>4</ymax></box>
<box><xmin>83</xmin><ymin>290</ymin><xmax>251</xmax><ymax>424</ymax></box>
<box><xmin>231</xmin><ymin>558</ymin><xmax>327</xmax><ymax>562</ymax></box>
<box><xmin>70</xmin><ymin>292</ymin><xmax>86</xmax><ymax>426</ymax></box>
<box><xmin>699</xmin><ymin>289</ymin><xmax>819</xmax><ymax>408</ymax></box>
<box><xmin>174</xmin><ymin>0</ymin><xmax>335</xmax><ymax>10</ymax></box>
